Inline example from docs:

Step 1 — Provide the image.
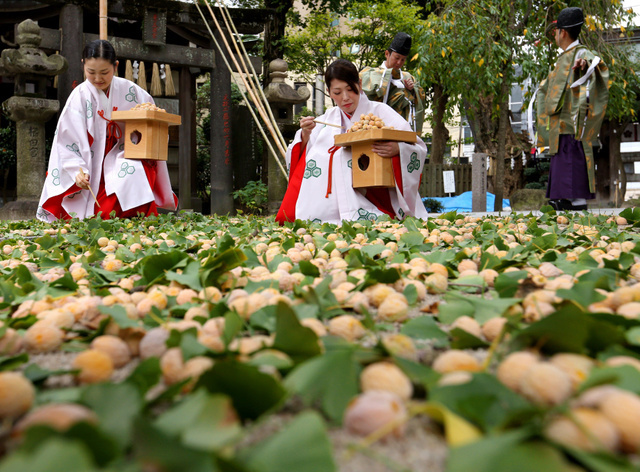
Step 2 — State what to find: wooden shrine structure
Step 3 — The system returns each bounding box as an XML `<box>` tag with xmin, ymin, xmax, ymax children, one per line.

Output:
<box><xmin>0</xmin><ymin>0</ymin><xmax>274</xmax><ymax>214</ymax></box>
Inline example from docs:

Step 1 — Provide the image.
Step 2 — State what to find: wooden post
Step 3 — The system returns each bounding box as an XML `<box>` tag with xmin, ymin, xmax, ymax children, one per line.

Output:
<box><xmin>178</xmin><ymin>67</ymin><xmax>196</xmax><ymax>211</ymax></box>
<box><xmin>472</xmin><ymin>153</ymin><xmax>487</xmax><ymax>212</ymax></box>
<box><xmin>210</xmin><ymin>34</ymin><xmax>234</xmax><ymax>214</ymax></box>
<box><xmin>99</xmin><ymin>0</ymin><xmax>108</xmax><ymax>40</ymax></box>
<box><xmin>58</xmin><ymin>4</ymin><xmax>83</xmax><ymax>107</ymax></box>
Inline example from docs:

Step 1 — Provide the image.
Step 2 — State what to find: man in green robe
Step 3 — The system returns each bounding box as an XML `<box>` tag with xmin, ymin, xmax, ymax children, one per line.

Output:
<box><xmin>360</xmin><ymin>32</ymin><xmax>426</xmax><ymax>134</ymax></box>
<box><xmin>536</xmin><ymin>7</ymin><xmax>609</xmax><ymax>211</ymax></box>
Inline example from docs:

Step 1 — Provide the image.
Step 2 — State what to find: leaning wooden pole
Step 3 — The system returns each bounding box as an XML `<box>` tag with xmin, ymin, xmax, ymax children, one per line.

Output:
<box><xmin>99</xmin><ymin>0</ymin><xmax>108</xmax><ymax>40</ymax></box>
<box><xmin>216</xmin><ymin>0</ymin><xmax>287</xmax><ymax>152</ymax></box>
<box><xmin>194</xmin><ymin>2</ymin><xmax>289</xmax><ymax>180</ymax></box>
<box><xmin>202</xmin><ymin>1</ymin><xmax>288</xmax><ymax>161</ymax></box>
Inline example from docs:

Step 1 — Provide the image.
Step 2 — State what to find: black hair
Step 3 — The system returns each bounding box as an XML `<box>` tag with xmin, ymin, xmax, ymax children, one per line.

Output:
<box><xmin>324</xmin><ymin>59</ymin><xmax>360</xmax><ymax>95</ymax></box>
<box><xmin>82</xmin><ymin>40</ymin><xmax>118</xmax><ymax>65</ymax></box>
<box><xmin>562</xmin><ymin>24</ymin><xmax>582</xmax><ymax>41</ymax></box>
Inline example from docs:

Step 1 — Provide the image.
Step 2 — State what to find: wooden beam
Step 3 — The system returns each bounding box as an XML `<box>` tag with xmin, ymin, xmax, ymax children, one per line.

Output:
<box><xmin>40</xmin><ymin>28</ymin><xmax>215</xmax><ymax>69</ymax></box>
<box><xmin>0</xmin><ymin>3</ymin><xmax>61</xmax><ymax>24</ymax></box>
<box><xmin>31</xmin><ymin>0</ymin><xmax>273</xmax><ymax>35</ymax></box>
<box><xmin>39</xmin><ymin>27</ymin><xmax>262</xmax><ymax>74</ymax></box>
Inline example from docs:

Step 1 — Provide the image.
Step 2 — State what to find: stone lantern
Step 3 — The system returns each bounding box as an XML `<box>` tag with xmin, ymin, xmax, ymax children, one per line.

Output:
<box><xmin>0</xmin><ymin>19</ymin><xmax>68</xmax><ymax>220</ymax></box>
<box><xmin>264</xmin><ymin>59</ymin><xmax>310</xmax><ymax>214</ymax></box>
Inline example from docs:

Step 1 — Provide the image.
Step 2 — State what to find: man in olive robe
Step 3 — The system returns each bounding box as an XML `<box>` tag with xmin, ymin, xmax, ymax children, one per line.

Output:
<box><xmin>536</xmin><ymin>7</ymin><xmax>609</xmax><ymax>211</ymax></box>
<box><xmin>360</xmin><ymin>32</ymin><xmax>426</xmax><ymax>134</ymax></box>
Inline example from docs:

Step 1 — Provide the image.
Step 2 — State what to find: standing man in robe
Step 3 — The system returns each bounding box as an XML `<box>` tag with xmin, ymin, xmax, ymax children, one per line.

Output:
<box><xmin>360</xmin><ymin>32</ymin><xmax>426</xmax><ymax>134</ymax></box>
<box><xmin>536</xmin><ymin>7</ymin><xmax>609</xmax><ymax>211</ymax></box>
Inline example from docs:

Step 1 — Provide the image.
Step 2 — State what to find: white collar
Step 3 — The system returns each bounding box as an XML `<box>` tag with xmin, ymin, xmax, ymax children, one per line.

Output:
<box><xmin>561</xmin><ymin>39</ymin><xmax>580</xmax><ymax>53</ymax></box>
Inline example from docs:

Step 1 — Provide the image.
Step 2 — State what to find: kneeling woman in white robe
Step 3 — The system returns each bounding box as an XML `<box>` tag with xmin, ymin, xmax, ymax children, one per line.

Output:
<box><xmin>37</xmin><ymin>40</ymin><xmax>177</xmax><ymax>222</ymax></box>
<box><xmin>276</xmin><ymin>59</ymin><xmax>427</xmax><ymax>225</ymax></box>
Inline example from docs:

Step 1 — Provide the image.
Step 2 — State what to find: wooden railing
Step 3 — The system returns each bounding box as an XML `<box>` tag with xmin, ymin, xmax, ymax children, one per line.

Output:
<box><xmin>419</xmin><ymin>163</ymin><xmax>473</xmax><ymax>197</ymax></box>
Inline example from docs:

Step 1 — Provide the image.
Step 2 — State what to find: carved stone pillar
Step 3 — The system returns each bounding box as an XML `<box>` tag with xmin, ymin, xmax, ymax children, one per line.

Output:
<box><xmin>0</xmin><ymin>19</ymin><xmax>68</xmax><ymax>220</ymax></box>
<box><xmin>264</xmin><ymin>59</ymin><xmax>310</xmax><ymax>214</ymax></box>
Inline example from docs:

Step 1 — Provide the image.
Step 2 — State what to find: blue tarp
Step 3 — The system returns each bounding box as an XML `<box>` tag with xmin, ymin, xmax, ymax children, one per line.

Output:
<box><xmin>423</xmin><ymin>191</ymin><xmax>511</xmax><ymax>212</ymax></box>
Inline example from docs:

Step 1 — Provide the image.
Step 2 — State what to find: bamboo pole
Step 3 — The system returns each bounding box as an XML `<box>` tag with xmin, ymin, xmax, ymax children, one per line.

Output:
<box><xmin>194</xmin><ymin>2</ymin><xmax>288</xmax><ymax>180</ymax></box>
<box><xmin>201</xmin><ymin>1</ymin><xmax>288</xmax><ymax>161</ymax></box>
<box><xmin>99</xmin><ymin>0</ymin><xmax>108</xmax><ymax>40</ymax></box>
<box><xmin>216</xmin><ymin>0</ymin><xmax>287</xmax><ymax>152</ymax></box>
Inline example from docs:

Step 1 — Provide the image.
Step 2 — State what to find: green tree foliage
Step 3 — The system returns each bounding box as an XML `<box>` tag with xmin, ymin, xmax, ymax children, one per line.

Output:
<box><xmin>413</xmin><ymin>0</ymin><xmax>638</xmax><ymax>209</ymax></box>
<box><xmin>284</xmin><ymin>0</ymin><xmax>423</xmax><ymax>100</ymax></box>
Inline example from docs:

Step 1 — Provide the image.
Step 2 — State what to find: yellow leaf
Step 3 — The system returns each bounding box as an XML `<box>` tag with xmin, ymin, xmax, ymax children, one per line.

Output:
<box><xmin>417</xmin><ymin>403</ymin><xmax>482</xmax><ymax>446</ymax></box>
<box><xmin>442</xmin><ymin>49</ymin><xmax>446</xmax><ymax>58</ymax></box>
<box><xmin>624</xmin><ymin>80</ymin><xmax>627</xmax><ymax>89</ymax></box>
<box><xmin>478</xmin><ymin>58</ymin><xmax>484</xmax><ymax>67</ymax></box>
<box><xmin>473</xmin><ymin>57</ymin><xmax>476</xmax><ymax>63</ymax></box>
<box><xmin>411</xmin><ymin>53</ymin><xmax>419</xmax><ymax>61</ymax></box>
<box><xmin>499</xmin><ymin>72</ymin><xmax>503</xmax><ymax>77</ymax></box>
<box><xmin>612</xmin><ymin>58</ymin><xmax>615</xmax><ymax>65</ymax></box>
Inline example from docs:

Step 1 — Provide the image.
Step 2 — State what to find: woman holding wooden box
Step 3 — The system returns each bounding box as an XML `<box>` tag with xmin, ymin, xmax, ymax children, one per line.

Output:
<box><xmin>37</xmin><ymin>40</ymin><xmax>177</xmax><ymax>222</ymax></box>
<box><xmin>276</xmin><ymin>59</ymin><xmax>428</xmax><ymax>225</ymax></box>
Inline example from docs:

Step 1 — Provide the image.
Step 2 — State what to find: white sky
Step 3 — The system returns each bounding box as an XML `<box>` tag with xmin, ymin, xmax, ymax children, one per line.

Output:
<box><xmin>624</xmin><ymin>0</ymin><xmax>640</xmax><ymax>25</ymax></box>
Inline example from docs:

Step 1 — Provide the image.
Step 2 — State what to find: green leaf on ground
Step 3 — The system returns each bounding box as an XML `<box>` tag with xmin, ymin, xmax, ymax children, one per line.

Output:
<box><xmin>512</xmin><ymin>306</ymin><xmax>626</xmax><ymax>356</ymax></box>
<box><xmin>447</xmin><ymin>430</ymin><xmax>576</xmax><ymax>472</ymax></box>
<box><xmin>80</xmin><ymin>382</ymin><xmax>143</xmax><ymax>449</ymax></box>
<box><xmin>197</xmin><ymin>360</ymin><xmax>286</xmax><ymax>421</ymax></box>
<box><xmin>272</xmin><ymin>302</ymin><xmax>322</xmax><ymax>364</ymax></box>
<box><xmin>429</xmin><ymin>373</ymin><xmax>536</xmax><ymax>432</ymax></box>
<box><xmin>132</xmin><ymin>417</ymin><xmax>217</xmax><ymax>472</ymax></box>
<box><xmin>240</xmin><ymin>411</ymin><xmax>336</xmax><ymax>472</ymax></box>
<box><xmin>98</xmin><ymin>305</ymin><xmax>140</xmax><ymax>329</ymax></box>
<box><xmin>155</xmin><ymin>389</ymin><xmax>242</xmax><ymax>452</ymax></box>
<box><xmin>579</xmin><ymin>365</ymin><xmax>640</xmax><ymax>395</ymax></box>
<box><xmin>400</xmin><ymin>316</ymin><xmax>449</xmax><ymax>347</ymax></box>
<box><xmin>440</xmin><ymin>292</ymin><xmax>520</xmax><ymax>325</ymax></box>
<box><xmin>0</xmin><ymin>438</ymin><xmax>96</xmax><ymax>472</ymax></box>
<box><xmin>285</xmin><ymin>348</ymin><xmax>361</xmax><ymax>423</ymax></box>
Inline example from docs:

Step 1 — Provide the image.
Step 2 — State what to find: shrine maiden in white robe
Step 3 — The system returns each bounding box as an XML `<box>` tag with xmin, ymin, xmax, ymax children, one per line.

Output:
<box><xmin>276</xmin><ymin>93</ymin><xmax>428</xmax><ymax>225</ymax></box>
<box><xmin>37</xmin><ymin>76</ymin><xmax>176</xmax><ymax>222</ymax></box>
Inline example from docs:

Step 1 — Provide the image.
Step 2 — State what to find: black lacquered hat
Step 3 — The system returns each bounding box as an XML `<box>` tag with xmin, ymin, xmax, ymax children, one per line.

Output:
<box><xmin>557</xmin><ymin>7</ymin><xmax>584</xmax><ymax>29</ymax></box>
<box><xmin>389</xmin><ymin>32</ymin><xmax>412</xmax><ymax>56</ymax></box>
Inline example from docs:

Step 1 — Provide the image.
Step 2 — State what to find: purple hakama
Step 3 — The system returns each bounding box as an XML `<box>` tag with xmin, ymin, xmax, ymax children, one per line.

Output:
<box><xmin>546</xmin><ymin>134</ymin><xmax>595</xmax><ymax>200</ymax></box>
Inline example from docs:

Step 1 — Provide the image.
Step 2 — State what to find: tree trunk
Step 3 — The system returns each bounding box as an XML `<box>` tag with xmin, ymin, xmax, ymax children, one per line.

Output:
<box><xmin>430</xmin><ymin>83</ymin><xmax>450</xmax><ymax>164</ymax></box>
<box><xmin>493</xmin><ymin>79</ymin><xmax>511</xmax><ymax>212</ymax></box>
<box><xmin>463</xmin><ymin>96</ymin><xmax>496</xmax><ymax>155</ymax></box>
